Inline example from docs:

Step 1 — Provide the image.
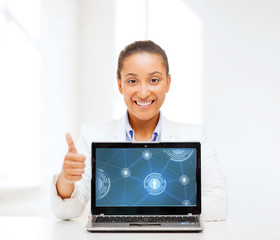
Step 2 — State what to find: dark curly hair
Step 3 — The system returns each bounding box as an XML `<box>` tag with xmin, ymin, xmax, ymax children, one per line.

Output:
<box><xmin>117</xmin><ymin>40</ymin><xmax>169</xmax><ymax>79</ymax></box>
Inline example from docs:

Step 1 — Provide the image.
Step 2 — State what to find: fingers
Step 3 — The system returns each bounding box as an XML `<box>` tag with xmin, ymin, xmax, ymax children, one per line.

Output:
<box><xmin>66</xmin><ymin>133</ymin><xmax>77</xmax><ymax>153</ymax></box>
<box><xmin>63</xmin><ymin>167</ymin><xmax>85</xmax><ymax>176</ymax></box>
<box><xmin>62</xmin><ymin>165</ymin><xmax>84</xmax><ymax>182</ymax></box>
<box><xmin>64</xmin><ymin>159</ymin><xmax>86</xmax><ymax>169</ymax></box>
<box><xmin>62</xmin><ymin>132</ymin><xmax>85</xmax><ymax>184</ymax></box>
<box><xmin>62</xmin><ymin>155</ymin><xmax>86</xmax><ymax>184</ymax></box>
<box><xmin>64</xmin><ymin>152</ymin><xmax>86</xmax><ymax>162</ymax></box>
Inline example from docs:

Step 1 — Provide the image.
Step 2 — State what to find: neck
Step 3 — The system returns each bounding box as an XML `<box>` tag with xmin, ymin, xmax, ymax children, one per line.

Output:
<box><xmin>128</xmin><ymin>112</ymin><xmax>160</xmax><ymax>141</ymax></box>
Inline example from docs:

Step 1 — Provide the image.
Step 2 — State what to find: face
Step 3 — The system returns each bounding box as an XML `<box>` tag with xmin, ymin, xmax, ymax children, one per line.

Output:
<box><xmin>118</xmin><ymin>52</ymin><xmax>171</xmax><ymax>122</ymax></box>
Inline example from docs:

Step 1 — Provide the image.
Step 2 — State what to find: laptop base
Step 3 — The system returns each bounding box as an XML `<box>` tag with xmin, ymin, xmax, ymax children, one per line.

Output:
<box><xmin>86</xmin><ymin>215</ymin><xmax>203</xmax><ymax>232</ymax></box>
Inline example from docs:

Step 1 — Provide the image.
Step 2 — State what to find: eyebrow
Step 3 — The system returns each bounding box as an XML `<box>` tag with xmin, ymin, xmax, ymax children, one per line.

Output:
<box><xmin>149</xmin><ymin>71</ymin><xmax>163</xmax><ymax>76</ymax></box>
<box><xmin>124</xmin><ymin>71</ymin><xmax>163</xmax><ymax>78</ymax></box>
<box><xmin>124</xmin><ymin>73</ymin><xmax>137</xmax><ymax>77</ymax></box>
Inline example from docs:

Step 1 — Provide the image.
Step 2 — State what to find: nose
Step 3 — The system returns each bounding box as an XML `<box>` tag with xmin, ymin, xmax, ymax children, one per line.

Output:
<box><xmin>138</xmin><ymin>82</ymin><xmax>150</xmax><ymax>98</ymax></box>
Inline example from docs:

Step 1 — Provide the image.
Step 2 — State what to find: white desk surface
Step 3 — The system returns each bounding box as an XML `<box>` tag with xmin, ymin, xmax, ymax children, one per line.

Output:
<box><xmin>0</xmin><ymin>216</ymin><xmax>280</xmax><ymax>240</ymax></box>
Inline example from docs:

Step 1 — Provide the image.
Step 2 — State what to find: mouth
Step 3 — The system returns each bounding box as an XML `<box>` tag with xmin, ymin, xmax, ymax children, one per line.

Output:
<box><xmin>134</xmin><ymin>100</ymin><xmax>155</xmax><ymax>107</ymax></box>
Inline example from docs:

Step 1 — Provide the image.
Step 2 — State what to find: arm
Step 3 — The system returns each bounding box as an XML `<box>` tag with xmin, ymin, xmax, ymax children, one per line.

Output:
<box><xmin>200</xmin><ymin>128</ymin><xmax>228</xmax><ymax>221</ymax></box>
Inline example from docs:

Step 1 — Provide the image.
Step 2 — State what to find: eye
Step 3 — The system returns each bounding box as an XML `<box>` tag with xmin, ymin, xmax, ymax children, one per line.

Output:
<box><xmin>150</xmin><ymin>78</ymin><xmax>159</xmax><ymax>84</ymax></box>
<box><xmin>128</xmin><ymin>79</ymin><xmax>137</xmax><ymax>84</ymax></box>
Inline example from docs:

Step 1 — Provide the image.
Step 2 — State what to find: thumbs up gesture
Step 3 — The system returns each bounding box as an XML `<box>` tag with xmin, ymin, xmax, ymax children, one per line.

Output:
<box><xmin>62</xmin><ymin>133</ymin><xmax>86</xmax><ymax>184</ymax></box>
<box><xmin>56</xmin><ymin>133</ymin><xmax>86</xmax><ymax>199</ymax></box>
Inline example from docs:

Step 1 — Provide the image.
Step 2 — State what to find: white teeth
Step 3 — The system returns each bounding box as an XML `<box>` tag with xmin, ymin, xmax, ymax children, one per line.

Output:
<box><xmin>136</xmin><ymin>101</ymin><xmax>152</xmax><ymax>106</ymax></box>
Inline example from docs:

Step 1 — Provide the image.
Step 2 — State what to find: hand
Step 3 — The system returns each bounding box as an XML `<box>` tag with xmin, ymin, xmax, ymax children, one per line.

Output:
<box><xmin>61</xmin><ymin>133</ymin><xmax>86</xmax><ymax>184</ymax></box>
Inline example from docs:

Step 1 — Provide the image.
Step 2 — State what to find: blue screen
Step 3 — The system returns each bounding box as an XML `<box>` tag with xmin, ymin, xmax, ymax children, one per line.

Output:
<box><xmin>95</xmin><ymin>148</ymin><xmax>197</xmax><ymax>207</ymax></box>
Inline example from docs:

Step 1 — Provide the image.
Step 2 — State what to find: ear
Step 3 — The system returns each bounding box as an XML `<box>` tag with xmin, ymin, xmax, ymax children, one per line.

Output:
<box><xmin>117</xmin><ymin>78</ymin><xmax>123</xmax><ymax>94</ymax></box>
<box><xmin>165</xmin><ymin>74</ymin><xmax>171</xmax><ymax>93</ymax></box>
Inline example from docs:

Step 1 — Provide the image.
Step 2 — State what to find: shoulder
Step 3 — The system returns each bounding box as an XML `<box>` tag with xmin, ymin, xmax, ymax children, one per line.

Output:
<box><xmin>163</xmin><ymin>118</ymin><xmax>203</xmax><ymax>132</ymax></box>
<box><xmin>81</xmin><ymin>119</ymin><xmax>120</xmax><ymax>133</ymax></box>
<box><xmin>80</xmin><ymin>117</ymin><xmax>124</xmax><ymax>142</ymax></box>
<box><xmin>161</xmin><ymin>116</ymin><xmax>204</xmax><ymax>141</ymax></box>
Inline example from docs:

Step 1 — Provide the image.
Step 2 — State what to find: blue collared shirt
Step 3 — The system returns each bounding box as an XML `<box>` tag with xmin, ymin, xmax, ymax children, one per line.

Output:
<box><xmin>125</xmin><ymin>112</ymin><xmax>161</xmax><ymax>142</ymax></box>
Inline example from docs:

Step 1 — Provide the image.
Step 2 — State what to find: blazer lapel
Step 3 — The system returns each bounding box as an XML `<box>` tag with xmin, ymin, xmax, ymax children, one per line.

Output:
<box><xmin>161</xmin><ymin>115</ymin><xmax>176</xmax><ymax>141</ymax></box>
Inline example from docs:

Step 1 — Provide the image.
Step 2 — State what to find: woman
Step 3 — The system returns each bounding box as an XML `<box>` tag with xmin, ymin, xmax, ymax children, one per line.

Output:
<box><xmin>51</xmin><ymin>40</ymin><xmax>227</xmax><ymax>221</ymax></box>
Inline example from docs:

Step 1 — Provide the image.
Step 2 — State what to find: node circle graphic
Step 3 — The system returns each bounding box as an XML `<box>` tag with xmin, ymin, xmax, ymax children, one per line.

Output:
<box><xmin>179</xmin><ymin>175</ymin><xmax>190</xmax><ymax>185</ymax></box>
<box><xmin>164</xmin><ymin>149</ymin><xmax>194</xmax><ymax>162</ymax></box>
<box><xmin>96</xmin><ymin>168</ymin><xmax>111</xmax><ymax>199</ymax></box>
<box><xmin>142</xmin><ymin>150</ymin><xmax>152</xmax><ymax>160</ymax></box>
<box><xmin>121</xmin><ymin>168</ymin><xmax>131</xmax><ymax>178</ymax></box>
<box><xmin>144</xmin><ymin>173</ymin><xmax>166</xmax><ymax>195</ymax></box>
<box><xmin>182</xmin><ymin>200</ymin><xmax>191</xmax><ymax>206</ymax></box>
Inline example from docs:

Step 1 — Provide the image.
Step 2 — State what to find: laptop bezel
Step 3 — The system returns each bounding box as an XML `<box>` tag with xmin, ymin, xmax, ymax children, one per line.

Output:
<box><xmin>91</xmin><ymin>142</ymin><xmax>201</xmax><ymax>216</ymax></box>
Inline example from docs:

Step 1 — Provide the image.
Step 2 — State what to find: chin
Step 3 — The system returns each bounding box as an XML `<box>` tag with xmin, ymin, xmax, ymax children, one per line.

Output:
<box><xmin>130</xmin><ymin>110</ymin><xmax>160</xmax><ymax>121</ymax></box>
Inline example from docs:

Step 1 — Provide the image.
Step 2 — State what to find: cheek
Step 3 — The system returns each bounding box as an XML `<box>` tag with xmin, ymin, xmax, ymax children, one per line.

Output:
<box><xmin>122</xmin><ymin>87</ymin><xmax>134</xmax><ymax>100</ymax></box>
<box><xmin>154</xmin><ymin>85</ymin><xmax>167</xmax><ymax>97</ymax></box>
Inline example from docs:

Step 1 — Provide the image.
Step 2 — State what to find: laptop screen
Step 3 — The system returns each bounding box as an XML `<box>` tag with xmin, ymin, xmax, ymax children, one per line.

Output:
<box><xmin>92</xmin><ymin>142</ymin><xmax>201</xmax><ymax>214</ymax></box>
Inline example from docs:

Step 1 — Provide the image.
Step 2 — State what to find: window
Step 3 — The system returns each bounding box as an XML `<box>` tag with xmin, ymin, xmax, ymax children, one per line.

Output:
<box><xmin>0</xmin><ymin>0</ymin><xmax>41</xmax><ymax>187</ymax></box>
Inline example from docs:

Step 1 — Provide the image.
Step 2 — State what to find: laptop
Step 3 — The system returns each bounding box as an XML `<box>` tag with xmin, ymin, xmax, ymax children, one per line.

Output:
<box><xmin>86</xmin><ymin>142</ymin><xmax>203</xmax><ymax>232</ymax></box>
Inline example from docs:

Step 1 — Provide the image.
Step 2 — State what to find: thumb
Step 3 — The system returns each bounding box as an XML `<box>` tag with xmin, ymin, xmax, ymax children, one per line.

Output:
<box><xmin>65</xmin><ymin>133</ymin><xmax>77</xmax><ymax>153</ymax></box>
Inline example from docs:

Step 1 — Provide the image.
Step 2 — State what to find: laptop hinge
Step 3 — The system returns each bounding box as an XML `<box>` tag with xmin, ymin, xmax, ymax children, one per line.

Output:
<box><xmin>188</xmin><ymin>213</ymin><xmax>193</xmax><ymax>216</ymax></box>
<box><xmin>100</xmin><ymin>213</ymin><xmax>105</xmax><ymax>217</ymax></box>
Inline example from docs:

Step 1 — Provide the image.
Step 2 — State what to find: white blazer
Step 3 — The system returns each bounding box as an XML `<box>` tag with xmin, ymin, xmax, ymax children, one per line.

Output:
<box><xmin>51</xmin><ymin>115</ymin><xmax>228</xmax><ymax>221</ymax></box>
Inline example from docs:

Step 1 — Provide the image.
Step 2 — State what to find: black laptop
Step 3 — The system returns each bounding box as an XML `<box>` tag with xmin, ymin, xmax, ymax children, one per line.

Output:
<box><xmin>86</xmin><ymin>142</ymin><xmax>203</xmax><ymax>232</ymax></box>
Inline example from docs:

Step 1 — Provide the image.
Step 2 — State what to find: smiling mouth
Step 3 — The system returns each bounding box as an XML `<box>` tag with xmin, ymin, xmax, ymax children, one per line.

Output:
<box><xmin>134</xmin><ymin>100</ymin><xmax>155</xmax><ymax>107</ymax></box>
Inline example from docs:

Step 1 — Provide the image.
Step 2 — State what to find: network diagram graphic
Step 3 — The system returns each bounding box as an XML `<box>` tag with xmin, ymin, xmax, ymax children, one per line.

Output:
<box><xmin>96</xmin><ymin>148</ymin><xmax>196</xmax><ymax>207</ymax></box>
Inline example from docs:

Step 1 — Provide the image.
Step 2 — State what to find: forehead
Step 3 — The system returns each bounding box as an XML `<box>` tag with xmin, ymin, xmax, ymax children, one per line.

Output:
<box><xmin>121</xmin><ymin>53</ymin><xmax>166</xmax><ymax>75</ymax></box>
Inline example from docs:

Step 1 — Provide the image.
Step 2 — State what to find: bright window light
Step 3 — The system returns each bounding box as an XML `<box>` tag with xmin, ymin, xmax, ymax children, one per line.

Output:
<box><xmin>0</xmin><ymin>0</ymin><xmax>41</xmax><ymax>188</ymax></box>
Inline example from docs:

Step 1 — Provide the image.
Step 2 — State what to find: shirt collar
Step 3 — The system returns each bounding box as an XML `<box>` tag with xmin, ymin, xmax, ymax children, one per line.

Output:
<box><xmin>125</xmin><ymin>111</ymin><xmax>161</xmax><ymax>142</ymax></box>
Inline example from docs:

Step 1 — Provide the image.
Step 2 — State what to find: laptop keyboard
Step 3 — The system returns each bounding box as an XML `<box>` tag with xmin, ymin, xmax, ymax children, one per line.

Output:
<box><xmin>95</xmin><ymin>215</ymin><xmax>198</xmax><ymax>224</ymax></box>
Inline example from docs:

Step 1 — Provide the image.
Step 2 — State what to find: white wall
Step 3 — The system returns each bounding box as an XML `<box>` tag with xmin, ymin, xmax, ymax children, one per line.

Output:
<box><xmin>77</xmin><ymin>0</ymin><xmax>116</xmax><ymax>126</ymax></box>
<box><xmin>200</xmin><ymin>0</ymin><xmax>280</xmax><ymax>219</ymax></box>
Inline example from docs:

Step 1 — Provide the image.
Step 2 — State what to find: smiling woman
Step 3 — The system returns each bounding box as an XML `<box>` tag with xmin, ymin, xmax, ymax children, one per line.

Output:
<box><xmin>51</xmin><ymin>40</ymin><xmax>228</xmax><ymax>222</ymax></box>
